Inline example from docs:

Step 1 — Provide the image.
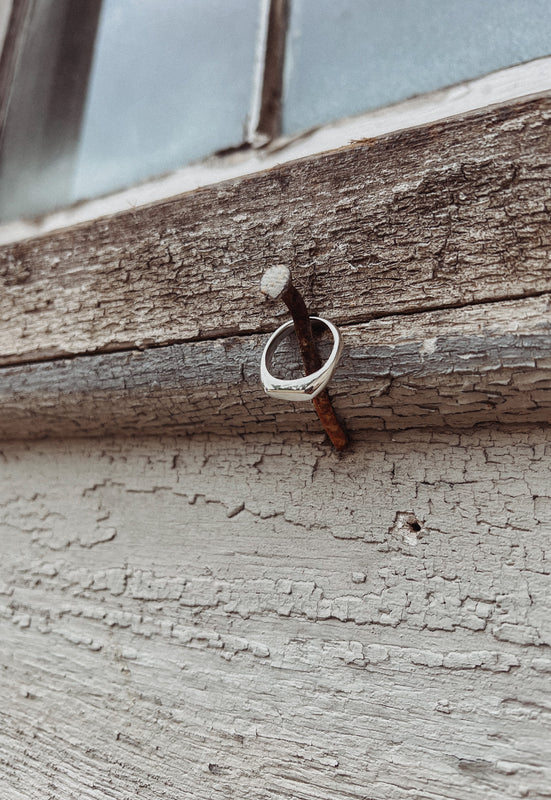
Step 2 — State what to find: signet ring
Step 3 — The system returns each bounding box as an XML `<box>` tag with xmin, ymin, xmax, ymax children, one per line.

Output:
<box><xmin>260</xmin><ymin>316</ymin><xmax>343</xmax><ymax>401</ymax></box>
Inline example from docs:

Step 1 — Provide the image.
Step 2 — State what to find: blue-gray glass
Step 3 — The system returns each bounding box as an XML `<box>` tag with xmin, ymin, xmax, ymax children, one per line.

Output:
<box><xmin>0</xmin><ymin>0</ymin><xmax>261</xmax><ymax>221</ymax></box>
<box><xmin>73</xmin><ymin>0</ymin><xmax>262</xmax><ymax>200</ymax></box>
<box><xmin>283</xmin><ymin>0</ymin><xmax>551</xmax><ymax>134</ymax></box>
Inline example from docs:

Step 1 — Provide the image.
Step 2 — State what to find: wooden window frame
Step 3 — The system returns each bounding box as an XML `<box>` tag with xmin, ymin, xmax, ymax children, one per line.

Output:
<box><xmin>1</xmin><ymin>89</ymin><xmax>550</xmax><ymax>440</ymax></box>
<box><xmin>0</xmin><ymin>4</ymin><xmax>550</xmax><ymax>441</ymax></box>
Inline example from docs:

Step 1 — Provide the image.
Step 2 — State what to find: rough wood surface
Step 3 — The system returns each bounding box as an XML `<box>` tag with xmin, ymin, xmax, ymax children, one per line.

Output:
<box><xmin>1</xmin><ymin>93</ymin><xmax>551</xmax><ymax>366</ymax></box>
<box><xmin>1</xmin><ymin>427</ymin><xmax>550</xmax><ymax>799</ymax></box>
<box><xmin>2</xmin><ymin>294</ymin><xmax>551</xmax><ymax>440</ymax></box>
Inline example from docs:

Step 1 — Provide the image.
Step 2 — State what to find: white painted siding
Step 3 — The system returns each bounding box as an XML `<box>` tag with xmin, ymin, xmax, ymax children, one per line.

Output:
<box><xmin>1</xmin><ymin>427</ymin><xmax>549</xmax><ymax>798</ymax></box>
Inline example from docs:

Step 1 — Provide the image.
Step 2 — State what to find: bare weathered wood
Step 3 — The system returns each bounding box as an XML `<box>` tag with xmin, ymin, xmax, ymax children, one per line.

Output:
<box><xmin>1</xmin><ymin>427</ymin><xmax>550</xmax><ymax>799</ymax></box>
<box><xmin>1</xmin><ymin>94</ymin><xmax>551</xmax><ymax>366</ymax></box>
<box><xmin>2</xmin><ymin>294</ymin><xmax>551</xmax><ymax>440</ymax></box>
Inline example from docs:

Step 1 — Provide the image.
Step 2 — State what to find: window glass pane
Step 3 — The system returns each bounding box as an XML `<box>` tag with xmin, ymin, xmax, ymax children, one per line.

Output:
<box><xmin>0</xmin><ymin>0</ymin><xmax>262</xmax><ymax>222</ymax></box>
<box><xmin>73</xmin><ymin>0</ymin><xmax>262</xmax><ymax>200</ymax></box>
<box><xmin>283</xmin><ymin>0</ymin><xmax>551</xmax><ymax>134</ymax></box>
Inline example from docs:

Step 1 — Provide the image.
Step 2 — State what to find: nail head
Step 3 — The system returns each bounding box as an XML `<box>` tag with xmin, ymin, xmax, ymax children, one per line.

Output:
<box><xmin>260</xmin><ymin>265</ymin><xmax>291</xmax><ymax>300</ymax></box>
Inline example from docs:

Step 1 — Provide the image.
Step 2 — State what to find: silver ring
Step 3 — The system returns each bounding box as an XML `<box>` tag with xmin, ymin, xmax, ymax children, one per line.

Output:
<box><xmin>260</xmin><ymin>316</ymin><xmax>343</xmax><ymax>401</ymax></box>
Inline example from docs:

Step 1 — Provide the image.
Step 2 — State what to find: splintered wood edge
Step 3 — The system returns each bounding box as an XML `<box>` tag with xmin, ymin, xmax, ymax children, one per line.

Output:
<box><xmin>1</xmin><ymin>294</ymin><xmax>550</xmax><ymax>440</ymax></box>
<box><xmin>1</xmin><ymin>92</ymin><xmax>551</xmax><ymax>365</ymax></box>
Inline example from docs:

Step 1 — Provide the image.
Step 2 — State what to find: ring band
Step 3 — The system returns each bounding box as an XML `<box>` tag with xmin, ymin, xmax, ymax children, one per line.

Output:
<box><xmin>260</xmin><ymin>316</ymin><xmax>343</xmax><ymax>401</ymax></box>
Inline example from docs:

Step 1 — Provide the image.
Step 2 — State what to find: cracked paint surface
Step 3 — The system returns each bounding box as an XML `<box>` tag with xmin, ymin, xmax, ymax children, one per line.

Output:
<box><xmin>0</xmin><ymin>427</ymin><xmax>550</xmax><ymax>799</ymax></box>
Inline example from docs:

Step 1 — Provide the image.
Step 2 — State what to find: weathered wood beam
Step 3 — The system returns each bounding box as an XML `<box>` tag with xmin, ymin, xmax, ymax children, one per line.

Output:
<box><xmin>2</xmin><ymin>295</ymin><xmax>550</xmax><ymax>440</ymax></box>
<box><xmin>1</xmin><ymin>94</ymin><xmax>550</xmax><ymax>366</ymax></box>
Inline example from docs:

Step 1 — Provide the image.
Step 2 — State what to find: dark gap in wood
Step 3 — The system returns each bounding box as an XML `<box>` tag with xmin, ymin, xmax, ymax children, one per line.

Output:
<box><xmin>213</xmin><ymin>140</ymin><xmax>254</xmax><ymax>159</ymax></box>
<box><xmin>255</xmin><ymin>0</ymin><xmax>289</xmax><ymax>141</ymax></box>
<box><xmin>2</xmin><ymin>287</ymin><xmax>551</xmax><ymax>374</ymax></box>
<box><xmin>2</xmin><ymin>300</ymin><xmax>551</xmax><ymax>441</ymax></box>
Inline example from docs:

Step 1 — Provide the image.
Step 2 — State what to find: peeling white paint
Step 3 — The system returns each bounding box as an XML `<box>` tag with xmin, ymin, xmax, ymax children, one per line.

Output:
<box><xmin>1</xmin><ymin>428</ymin><xmax>550</xmax><ymax>798</ymax></box>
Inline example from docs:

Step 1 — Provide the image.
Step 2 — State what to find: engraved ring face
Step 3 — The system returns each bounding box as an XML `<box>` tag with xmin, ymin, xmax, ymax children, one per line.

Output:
<box><xmin>260</xmin><ymin>316</ymin><xmax>343</xmax><ymax>401</ymax></box>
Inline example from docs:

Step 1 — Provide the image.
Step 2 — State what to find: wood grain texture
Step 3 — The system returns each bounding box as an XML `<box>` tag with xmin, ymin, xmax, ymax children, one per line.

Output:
<box><xmin>1</xmin><ymin>93</ymin><xmax>551</xmax><ymax>366</ymax></box>
<box><xmin>1</xmin><ymin>427</ymin><xmax>550</xmax><ymax>799</ymax></box>
<box><xmin>2</xmin><ymin>294</ymin><xmax>551</xmax><ymax>440</ymax></box>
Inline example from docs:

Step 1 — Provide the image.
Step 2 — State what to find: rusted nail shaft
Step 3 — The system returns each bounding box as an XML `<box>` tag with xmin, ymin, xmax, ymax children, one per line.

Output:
<box><xmin>260</xmin><ymin>265</ymin><xmax>349</xmax><ymax>451</ymax></box>
<box><xmin>312</xmin><ymin>391</ymin><xmax>348</xmax><ymax>451</ymax></box>
<box><xmin>280</xmin><ymin>281</ymin><xmax>322</xmax><ymax>375</ymax></box>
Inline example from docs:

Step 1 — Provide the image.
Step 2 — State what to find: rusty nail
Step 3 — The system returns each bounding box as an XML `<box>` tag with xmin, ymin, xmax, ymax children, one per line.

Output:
<box><xmin>260</xmin><ymin>265</ymin><xmax>349</xmax><ymax>451</ymax></box>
